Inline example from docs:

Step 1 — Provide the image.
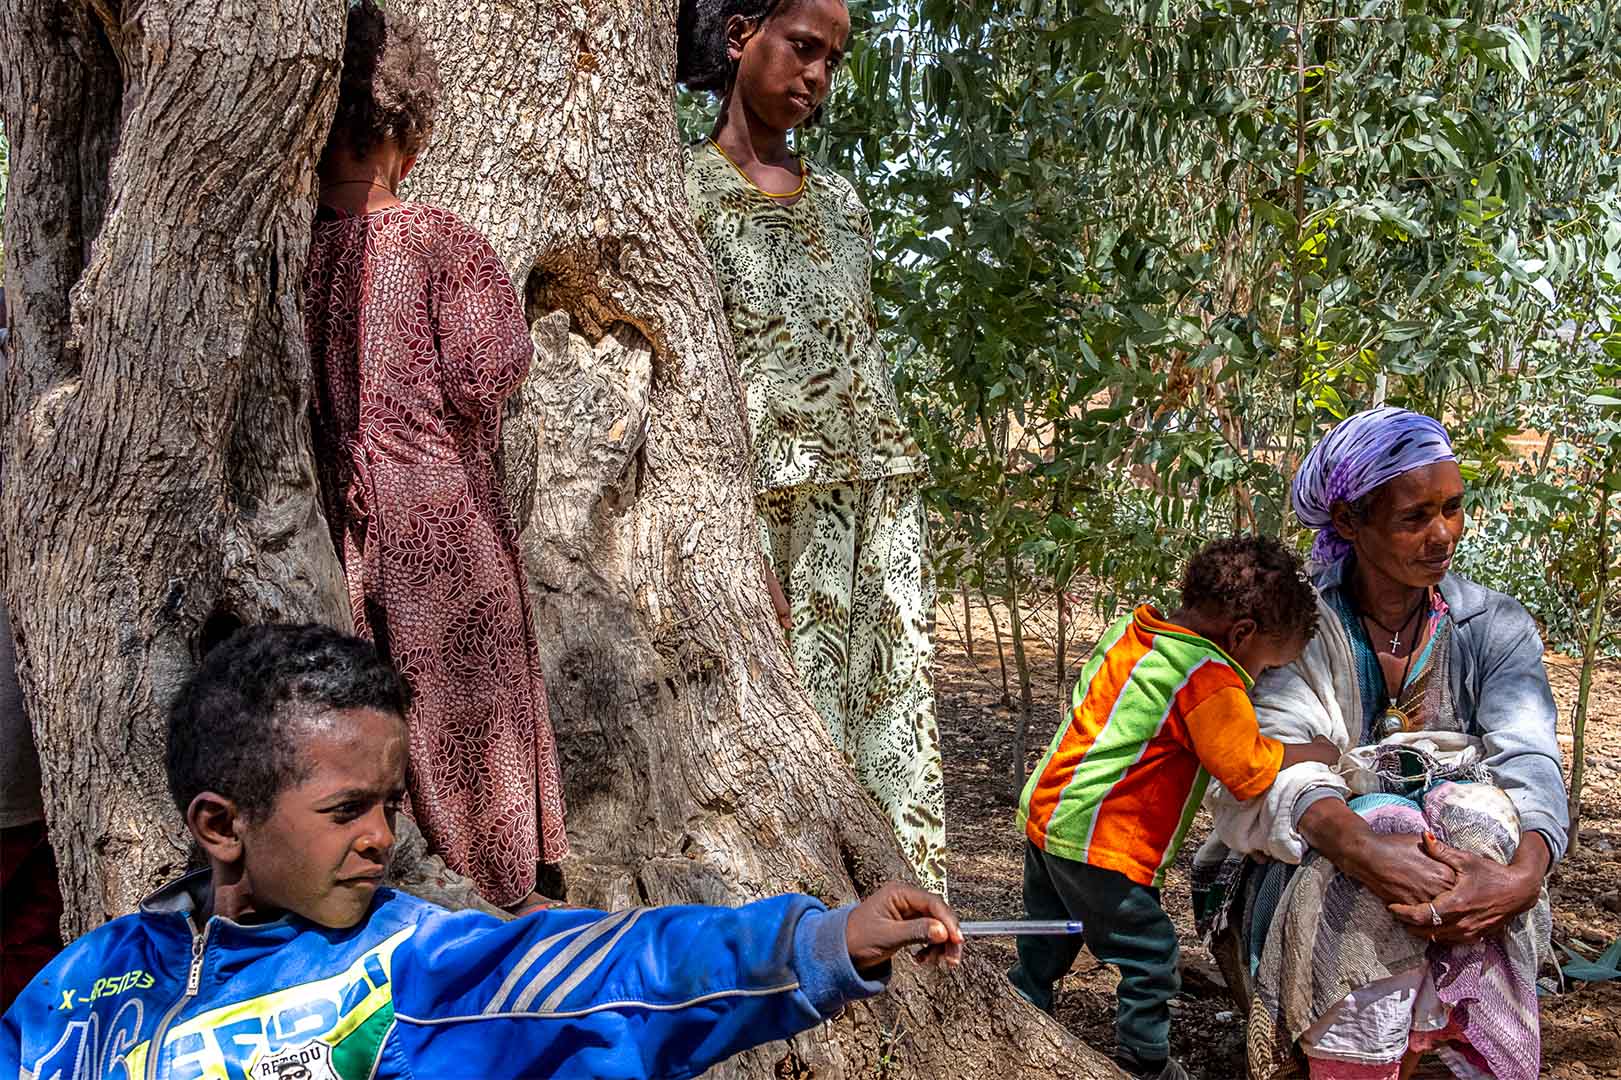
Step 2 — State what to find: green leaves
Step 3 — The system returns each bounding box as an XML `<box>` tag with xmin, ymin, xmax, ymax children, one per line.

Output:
<box><xmin>804</xmin><ymin>0</ymin><xmax>1619</xmax><ymax>633</ymax></box>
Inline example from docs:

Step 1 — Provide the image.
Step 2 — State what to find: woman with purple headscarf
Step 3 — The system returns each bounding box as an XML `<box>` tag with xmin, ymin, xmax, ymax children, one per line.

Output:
<box><xmin>1192</xmin><ymin>407</ymin><xmax>1567</xmax><ymax>1080</ymax></box>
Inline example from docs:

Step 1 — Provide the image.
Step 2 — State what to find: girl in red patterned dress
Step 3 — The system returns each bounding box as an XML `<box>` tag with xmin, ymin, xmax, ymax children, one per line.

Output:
<box><xmin>302</xmin><ymin>0</ymin><xmax>566</xmax><ymax>911</ymax></box>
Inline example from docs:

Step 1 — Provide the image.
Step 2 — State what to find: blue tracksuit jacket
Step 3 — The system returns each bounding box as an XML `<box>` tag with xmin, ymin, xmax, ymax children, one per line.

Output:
<box><xmin>1</xmin><ymin>871</ymin><xmax>884</xmax><ymax>1080</ymax></box>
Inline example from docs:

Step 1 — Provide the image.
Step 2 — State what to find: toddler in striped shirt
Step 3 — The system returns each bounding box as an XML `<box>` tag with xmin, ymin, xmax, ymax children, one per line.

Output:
<box><xmin>1010</xmin><ymin>536</ymin><xmax>1338</xmax><ymax>1080</ymax></box>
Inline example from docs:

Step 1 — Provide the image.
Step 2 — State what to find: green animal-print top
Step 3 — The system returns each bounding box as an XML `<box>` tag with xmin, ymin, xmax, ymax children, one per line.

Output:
<box><xmin>685</xmin><ymin>140</ymin><xmax>924</xmax><ymax>491</ymax></box>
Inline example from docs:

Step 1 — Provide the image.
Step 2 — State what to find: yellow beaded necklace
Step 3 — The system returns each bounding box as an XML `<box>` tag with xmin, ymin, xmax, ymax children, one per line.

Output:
<box><xmin>708</xmin><ymin>138</ymin><xmax>808</xmax><ymax>200</ymax></box>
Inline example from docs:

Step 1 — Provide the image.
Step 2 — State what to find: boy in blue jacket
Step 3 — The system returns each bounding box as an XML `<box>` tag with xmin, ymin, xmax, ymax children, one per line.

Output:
<box><xmin>1</xmin><ymin>624</ymin><xmax>961</xmax><ymax>1080</ymax></box>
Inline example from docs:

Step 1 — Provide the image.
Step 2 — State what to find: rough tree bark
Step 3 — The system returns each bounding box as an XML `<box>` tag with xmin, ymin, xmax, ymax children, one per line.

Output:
<box><xmin>402</xmin><ymin>1</ymin><xmax>1116</xmax><ymax>1076</ymax></box>
<box><xmin>0</xmin><ymin>0</ymin><xmax>512</xmax><ymax>931</ymax></box>
<box><xmin>0</xmin><ymin>0</ymin><xmax>351</xmax><ymax>938</ymax></box>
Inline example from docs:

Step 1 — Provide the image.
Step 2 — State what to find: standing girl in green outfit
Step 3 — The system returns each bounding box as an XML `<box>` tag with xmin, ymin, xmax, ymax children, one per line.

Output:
<box><xmin>679</xmin><ymin>0</ymin><xmax>946</xmax><ymax>891</ymax></box>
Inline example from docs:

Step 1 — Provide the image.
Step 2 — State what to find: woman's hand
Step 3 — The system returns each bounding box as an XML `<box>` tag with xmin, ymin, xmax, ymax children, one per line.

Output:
<box><xmin>1388</xmin><ymin>832</ymin><xmax>1549</xmax><ymax>945</ymax></box>
<box><xmin>1338</xmin><ymin>831</ymin><xmax>1459</xmax><ymax>907</ymax></box>
<box><xmin>845</xmin><ymin>882</ymin><xmax>963</xmax><ymax>973</ymax></box>
<box><xmin>1300</xmin><ymin>799</ymin><xmax>1454</xmax><ymax>907</ymax></box>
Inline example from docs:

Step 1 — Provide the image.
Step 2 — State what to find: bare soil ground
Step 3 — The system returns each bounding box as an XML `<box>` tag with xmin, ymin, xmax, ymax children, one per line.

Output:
<box><xmin>935</xmin><ymin>592</ymin><xmax>1621</xmax><ymax>1079</ymax></box>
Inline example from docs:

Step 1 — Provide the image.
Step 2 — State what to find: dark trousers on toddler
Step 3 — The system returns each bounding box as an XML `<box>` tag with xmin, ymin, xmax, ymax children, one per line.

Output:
<box><xmin>1007</xmin><ymin>840</ymin><xmax>1180</xmax><ymax>1072</ymax></box>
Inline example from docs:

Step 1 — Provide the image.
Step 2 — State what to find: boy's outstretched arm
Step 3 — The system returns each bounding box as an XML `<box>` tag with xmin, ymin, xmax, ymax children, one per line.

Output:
<box><xmin>389</xmin><ymin>883</ymin><xmax>959</xmax><ymax>1080</ymax></box>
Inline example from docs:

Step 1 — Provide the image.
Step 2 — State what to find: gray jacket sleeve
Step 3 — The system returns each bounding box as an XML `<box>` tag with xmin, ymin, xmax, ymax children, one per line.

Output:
<box><xmin>1469</xmin><ymin>598</ymin><xmax>1570</xmax><ymax>863</ymax></box>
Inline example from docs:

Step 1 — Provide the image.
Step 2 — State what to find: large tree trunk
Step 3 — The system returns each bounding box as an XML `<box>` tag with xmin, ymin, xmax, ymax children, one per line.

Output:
<box><xmin>3</xmin><ymin>0</ymin><xmax>1116</xmax><ymax>1074</ymax></box>
<box><xmin>402</xmin><ymin>2</ymin><xmax>1114</xmax><ymax>1076</ymax></box>
<box><xmin>0</xmin><ymin>0</ymin><xmax>350</xmax><ymax>938</ymax></box>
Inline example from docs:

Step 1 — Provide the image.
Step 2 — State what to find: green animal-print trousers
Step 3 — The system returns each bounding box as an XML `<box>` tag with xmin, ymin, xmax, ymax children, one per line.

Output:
<box><xmin>758</xmin><ymin>473</ymin><xmax>947</xmax><ymax>894</ymax></box>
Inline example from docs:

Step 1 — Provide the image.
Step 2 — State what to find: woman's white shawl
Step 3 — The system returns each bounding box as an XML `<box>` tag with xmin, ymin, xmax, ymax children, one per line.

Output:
<box><xmin>1204</xmin><ymin>594</ymin><xmax>1360</xmax><ymax>863</ymax></box>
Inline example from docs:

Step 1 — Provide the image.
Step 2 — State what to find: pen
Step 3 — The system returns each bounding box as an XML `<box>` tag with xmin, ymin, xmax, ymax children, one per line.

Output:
<box><xmin>957</xmin><ymin>919</ymin><xmax>1083</xmax><ymax>937</ymax></box>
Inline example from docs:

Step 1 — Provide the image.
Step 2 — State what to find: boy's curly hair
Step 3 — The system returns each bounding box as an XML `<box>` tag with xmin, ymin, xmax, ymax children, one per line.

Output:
<box><xmin>1181</xmin><ymin>536</ymin><xmax>1319</xmax><ymax>644</ymax></box>
<box><xmin>325</xmin><ymin>0</ymin><xmax>440</xmax><ymax>162</ymax></box>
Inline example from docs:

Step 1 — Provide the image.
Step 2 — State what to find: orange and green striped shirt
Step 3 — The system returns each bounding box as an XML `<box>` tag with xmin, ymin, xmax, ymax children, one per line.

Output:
<box><xmin>1018</xmin><ymin>606</ymin><xmax>1284</xmax><ymax>887</ymax></box>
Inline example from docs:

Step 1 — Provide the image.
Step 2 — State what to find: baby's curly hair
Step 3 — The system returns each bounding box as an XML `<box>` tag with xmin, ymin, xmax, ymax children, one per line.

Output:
<box><xmin>324</xmin><ymin>0</ymin><xmax>441</xmax><ymax>163</ymax></box>
<box><xmin>1181</xmin><ymin>536</ymin><xmax>1319</xmax><ymax>644</ymax></box>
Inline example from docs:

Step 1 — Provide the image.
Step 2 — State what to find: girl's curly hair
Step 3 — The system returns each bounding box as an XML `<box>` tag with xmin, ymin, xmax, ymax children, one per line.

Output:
<box><xmin>676</xmin><ymin>0</ymin><xmax>787</xmax><ymax>93</ymax></box>
<box><xmin>1181</xmin><ymin>535</ymin><xmax>1320</xmax><ymax>644</ymax></box>
<box><xmin>324</xmin><ymin>0</ymin><xmax>441</xmax><ymax>162</ymax></box>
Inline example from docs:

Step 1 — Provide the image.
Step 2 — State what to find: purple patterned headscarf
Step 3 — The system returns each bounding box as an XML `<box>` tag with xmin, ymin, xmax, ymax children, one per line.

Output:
<box><xmin>1291</xmin><ymin>406</ymin><xmax>1457</xmax><ymax>569</ymax></box>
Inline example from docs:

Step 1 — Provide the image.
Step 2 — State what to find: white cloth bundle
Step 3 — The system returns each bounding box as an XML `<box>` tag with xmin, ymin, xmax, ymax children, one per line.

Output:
<box><xmin>1335</xmin><ymin>730</ymin><xmax>1487</xmax><ymax>795</ymax></box>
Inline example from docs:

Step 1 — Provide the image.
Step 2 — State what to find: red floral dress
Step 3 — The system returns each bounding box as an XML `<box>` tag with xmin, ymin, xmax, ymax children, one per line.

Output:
<box><xmin>305</xmin><ymin>202</ymin><xmax>567</xmax><ymax>906</ymax></box>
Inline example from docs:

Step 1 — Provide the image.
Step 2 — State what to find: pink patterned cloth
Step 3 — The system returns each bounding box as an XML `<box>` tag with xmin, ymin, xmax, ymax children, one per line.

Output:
<box><xmin>1290</xmin><ymin>786</ymin><xmax>1540</xmax><ymax>1080</ymax></box>
<box><xmin>305</xmin><ymin>201</ymin><xmax>567</xmax><ymax>907</ymax></box>
<box><xmin>1308</xmin><ymin>1061</ymin><xmax>1400</xmax><ymax>1080</ymax></box>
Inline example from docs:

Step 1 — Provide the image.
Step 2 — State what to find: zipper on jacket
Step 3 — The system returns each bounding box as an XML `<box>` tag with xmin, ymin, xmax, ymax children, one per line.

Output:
<box><xmin>185</xmin><ymin>929</ymin><xmax>206</xmax><ymax>994</ymax></box>
<box><xmin>146</xmin><ymin>920</ymin><xmax>211</xmax><ymax>1080</ymax></box>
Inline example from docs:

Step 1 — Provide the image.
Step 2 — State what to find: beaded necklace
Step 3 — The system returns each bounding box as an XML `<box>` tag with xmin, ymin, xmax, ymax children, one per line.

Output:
<box><xmin>708</xmin><ymin>138</ymin><xmax>808</xmax><ymax>200</ymax></box>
